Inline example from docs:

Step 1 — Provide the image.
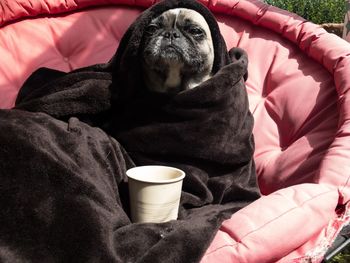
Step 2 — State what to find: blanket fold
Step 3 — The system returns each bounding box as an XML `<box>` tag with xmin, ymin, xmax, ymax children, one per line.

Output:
<box><xmin>0</xmin><ymin>0</ymin><xmax>260</xmax><ymax>262</ymax></box>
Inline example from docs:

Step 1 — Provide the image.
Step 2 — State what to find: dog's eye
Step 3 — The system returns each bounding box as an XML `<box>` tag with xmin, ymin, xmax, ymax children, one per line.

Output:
<box><xmin>146</xmin><ymin>24</ymin><xmax>159</xmax><ymax>34</ymax></box>
<box><xmin>184</xmin><ymin>26</ymin><xmax>205</xmax><ymax>37</ymax></box>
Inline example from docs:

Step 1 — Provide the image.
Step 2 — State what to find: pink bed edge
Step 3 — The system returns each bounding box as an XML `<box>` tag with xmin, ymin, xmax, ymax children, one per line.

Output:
<box><xmin>1</xmin><ymin>0</ymin><xmax>350</xmax><ymax>262</ymax></box>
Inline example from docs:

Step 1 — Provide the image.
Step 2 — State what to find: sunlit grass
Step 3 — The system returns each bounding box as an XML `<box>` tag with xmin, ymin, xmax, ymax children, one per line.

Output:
<box><xmin>263</xmin><ymin>0</ymin><xmax>346</xmax><ymax>24</ymax></box>
<box><xmin>328</xmin><ymin>246</ymin><xmax>350</xmax><ymax>263</ymax></box>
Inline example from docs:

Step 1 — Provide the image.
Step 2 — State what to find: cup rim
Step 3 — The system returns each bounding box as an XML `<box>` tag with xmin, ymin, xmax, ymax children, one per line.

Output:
<box><xmin>126</xmin><ymin>165</ymin><xmax>185</xmax><ymax>184</ymax></box>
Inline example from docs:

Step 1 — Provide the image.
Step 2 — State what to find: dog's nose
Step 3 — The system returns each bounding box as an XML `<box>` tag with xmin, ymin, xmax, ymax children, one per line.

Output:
<box><xmin>163</xmin><ymin>29</ymin><xmax>180</xmax><ymax>39</ymax></box>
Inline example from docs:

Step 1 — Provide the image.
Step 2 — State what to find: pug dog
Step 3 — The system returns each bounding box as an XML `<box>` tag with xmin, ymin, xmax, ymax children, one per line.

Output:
<box><xmin>142</xmin><ymin>8</ymin><xmax>214</xmax><ymax>94</ymax></box>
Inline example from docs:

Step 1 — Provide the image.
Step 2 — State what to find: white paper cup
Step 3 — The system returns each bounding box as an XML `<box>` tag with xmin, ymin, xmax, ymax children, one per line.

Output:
<box><xmin>126</xmin><ymin>165</ymin><xmax>185</xmax><ymax>223</ymax></box>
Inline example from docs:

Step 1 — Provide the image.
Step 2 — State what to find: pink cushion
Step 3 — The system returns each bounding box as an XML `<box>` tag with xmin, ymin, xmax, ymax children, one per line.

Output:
<box><xmin>202</xmin><ymin>184</ymin><xmax>338</xmax><ymax>263</ymax></box>
<box><xmin>1</xmin><ymin>0</ymin><xmax>350</xmax><ymax>262</ymax></box>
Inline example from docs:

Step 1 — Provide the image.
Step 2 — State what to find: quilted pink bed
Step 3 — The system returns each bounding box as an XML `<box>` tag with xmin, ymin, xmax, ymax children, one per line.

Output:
<box><xmin>1</xmin><ymin>0</ymin><xmax>350</xmax><ymax>262</ymax></box>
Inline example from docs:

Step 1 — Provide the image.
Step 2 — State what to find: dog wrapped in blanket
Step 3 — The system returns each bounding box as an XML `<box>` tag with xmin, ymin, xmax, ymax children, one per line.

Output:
<box><xmin>0</xmin><ymin>0</ymin><xmax>260</xmax><ymax>262</ymax></box>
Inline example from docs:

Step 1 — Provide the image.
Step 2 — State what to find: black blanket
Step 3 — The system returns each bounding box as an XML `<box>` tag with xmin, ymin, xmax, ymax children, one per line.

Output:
<box><xmin>0</xmin><ymin>0</ymin><xmax>260</xmax><ymax>262</ymax></box>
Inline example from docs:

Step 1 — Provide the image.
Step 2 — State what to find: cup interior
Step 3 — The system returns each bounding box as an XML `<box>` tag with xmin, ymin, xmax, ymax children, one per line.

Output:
<box><xmin>126</xmin><ymin>165</ymin><xmax>185</xmax><ymax>184</ymax></box>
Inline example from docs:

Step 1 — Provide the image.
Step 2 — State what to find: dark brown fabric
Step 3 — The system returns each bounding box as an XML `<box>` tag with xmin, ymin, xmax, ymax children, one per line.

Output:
<box><xmin>0</xmin><ymin>0</ymin><xmax>261</xmax><ymax>262</ymax></box>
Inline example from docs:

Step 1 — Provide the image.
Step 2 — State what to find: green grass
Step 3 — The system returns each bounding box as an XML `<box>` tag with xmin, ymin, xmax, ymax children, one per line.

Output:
<box><xmin>263</xmin><ymin>0</ymin><xmax>347</xmax><ymax>24</ymax></box>
<box><xmin>329</xmin><ymin>245</ymin><xmax>350</xmax><ymax>263</ymax></box>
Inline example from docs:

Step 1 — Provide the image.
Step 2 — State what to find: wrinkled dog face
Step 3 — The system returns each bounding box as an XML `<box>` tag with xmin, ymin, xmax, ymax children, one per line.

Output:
<box><xmin>142</xmin><ymin>8</ymin><xmax>214</xmax><ymax>94</ymax></box>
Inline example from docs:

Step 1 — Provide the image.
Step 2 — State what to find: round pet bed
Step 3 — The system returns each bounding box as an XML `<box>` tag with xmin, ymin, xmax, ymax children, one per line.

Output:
<box><xmin>1</xmin><ymin>0</ymin><xmax>350</xmax><ymax>262</ymax></box>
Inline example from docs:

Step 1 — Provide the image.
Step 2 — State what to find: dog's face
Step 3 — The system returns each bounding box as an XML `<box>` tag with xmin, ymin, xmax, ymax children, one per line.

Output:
<box><xmin>142</xmin><ymin>8</ymin><xmax>214</xmax><ymax>94</ymax></box>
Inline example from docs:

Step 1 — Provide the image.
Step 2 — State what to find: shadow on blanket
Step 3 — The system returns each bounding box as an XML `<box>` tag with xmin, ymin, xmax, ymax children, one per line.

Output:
<box><xmin>0</xmin><ymin>0</ymin><xmax>260</xmax><ymax>262</ymax></box>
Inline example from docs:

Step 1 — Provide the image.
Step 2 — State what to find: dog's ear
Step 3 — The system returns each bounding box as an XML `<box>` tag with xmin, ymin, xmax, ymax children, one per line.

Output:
<box><xmin>229</xmin><ymin>48</ymin><xmax>248</xmax><ymax>81</ymax></box>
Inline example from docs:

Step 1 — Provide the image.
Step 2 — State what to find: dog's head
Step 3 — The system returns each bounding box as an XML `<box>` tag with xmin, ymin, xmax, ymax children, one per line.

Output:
<box><xmin>141</xmin><ymin>8</ymin><xmax>214</xmax><ymax>94</ymax></box>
